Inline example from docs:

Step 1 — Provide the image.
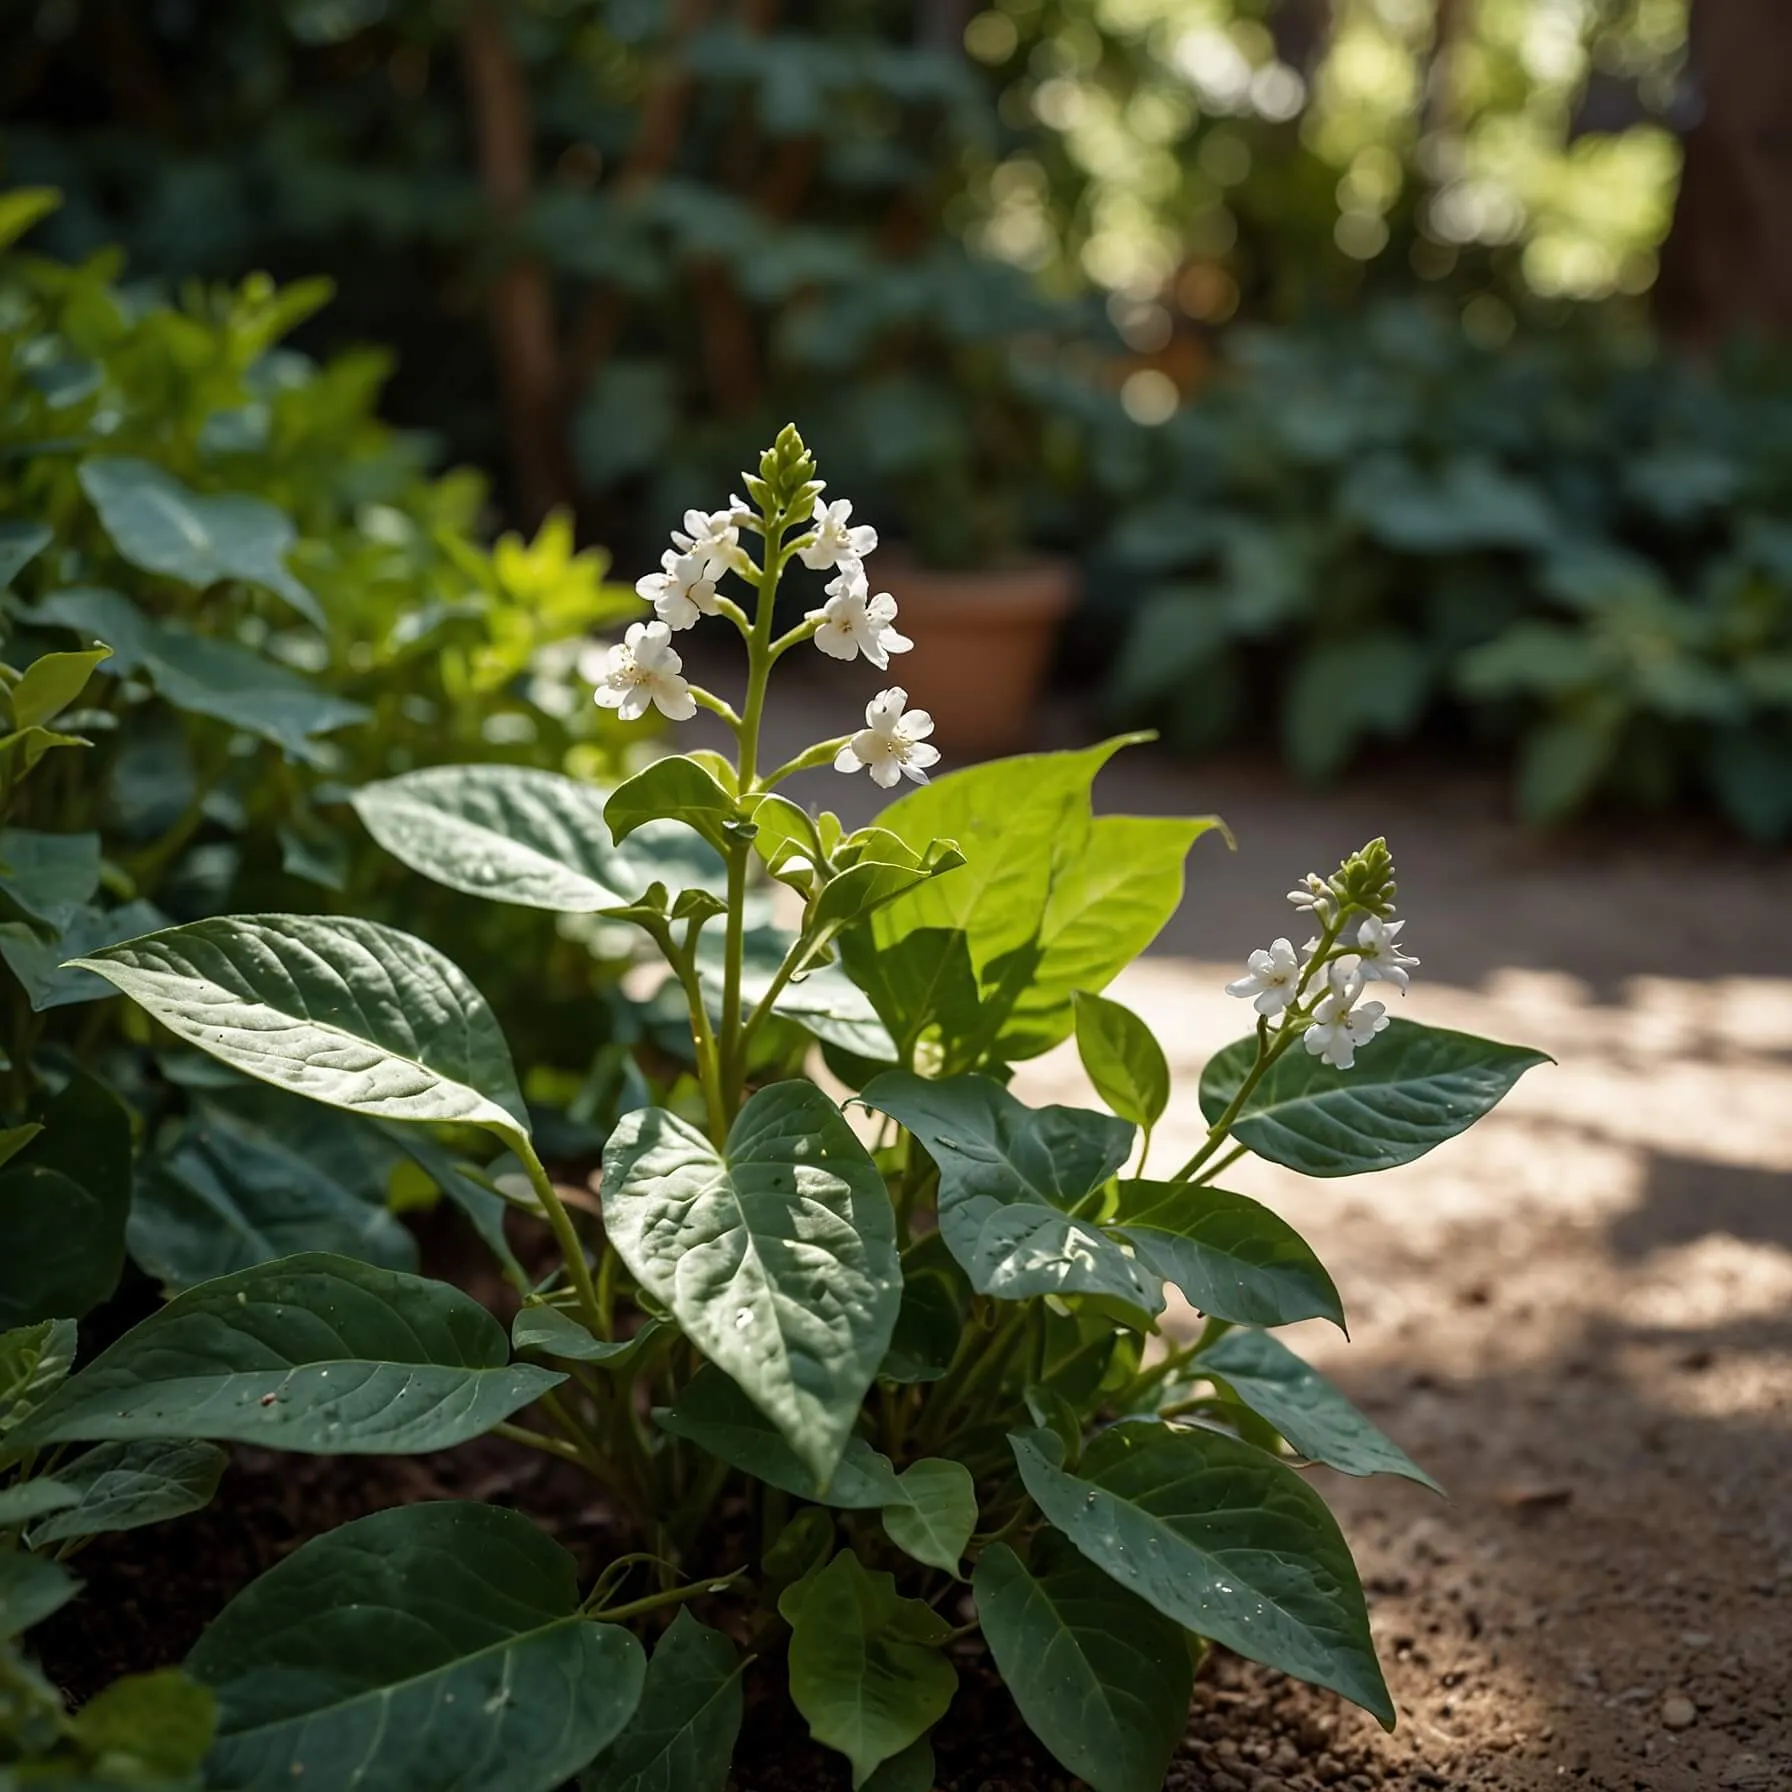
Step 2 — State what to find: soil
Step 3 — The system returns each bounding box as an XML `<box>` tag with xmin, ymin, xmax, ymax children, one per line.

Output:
<box><xmin>31</xmin><ymin>695</ymin><xmax>1792</xmax><ymax>1791</ymax></box>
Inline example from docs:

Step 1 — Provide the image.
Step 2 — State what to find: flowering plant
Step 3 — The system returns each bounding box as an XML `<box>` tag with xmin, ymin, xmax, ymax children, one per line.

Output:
<box><xmin>17</xmin><ymin>428</ymin><xmax>1547</xmax><ymax>1792</ymax></box>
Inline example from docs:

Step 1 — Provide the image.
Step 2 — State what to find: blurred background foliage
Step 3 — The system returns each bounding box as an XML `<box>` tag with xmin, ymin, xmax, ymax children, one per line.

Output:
<box><xmin>4</xmin><ymin>0</ymin><xmax>1791</xmax><ymax>835</ymax></box>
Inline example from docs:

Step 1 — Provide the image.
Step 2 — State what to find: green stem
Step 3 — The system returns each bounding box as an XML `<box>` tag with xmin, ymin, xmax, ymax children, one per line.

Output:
<box><xmin>495</xmin><ymin>1421</ymin><xmax>586</xmax><ymax>1465</ymax></box>
<box><xmin>513</xmin><ymin>1137</ymin><xmax>608</xmax><ymax>1342</ymax></box>
<box><xmin>687</xmin><ymin>686</ymin><xmax>743</xmax><ymax>730</ymax></box>
<box><xmin>1193</xmin><ymin>1141</ymin><xmax>1247</xmax><ymax>1185</ymax></box>
<box><xmin>588</xmin><ymin>1569</ymin><xmax>747</xmax><ymax>1625</ymax></box>
<box><xmin>759</xmin><ymin>734</ymin><xmax>852</xmax><ymax>790</ymax></box>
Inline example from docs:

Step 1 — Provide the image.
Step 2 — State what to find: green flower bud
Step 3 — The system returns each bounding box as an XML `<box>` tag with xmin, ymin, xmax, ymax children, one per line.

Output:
<box><xmin>751</xmin><ymin>423</ymin><xmax>821</xmax><ymax>524</ymax></box>
<box><xmin>1328</xmin><ymin>836</ymin><xmax>1397</xmax><ymax>919</ymax></box>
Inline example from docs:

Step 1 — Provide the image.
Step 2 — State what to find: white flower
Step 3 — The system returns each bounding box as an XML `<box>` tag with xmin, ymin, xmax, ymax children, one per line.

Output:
<box><xmin>670</xmin><ymin>507</ymin><xmax>741</xmax><ymax>575</ymax></box>
<box><xmin>809</xmin><ymin>567</ymin><xmax>912</xmax><ymax>670</ymax></box>
<box><xmin>1353</xmin><ymin>914</ymin><xmax>1419</xmax><ymax>990</ymax></box>
<box><xmin>1286</xmin><ymin>873</ymin><xmax>1335</xmax><ymax>925</ymax></box>
<box><xmin>591</xmin><ymin>621</ymin><xmax>697</xmax><ymax>722</ymax></box>
<box><xmin>1225</xmin><ymin>937</ymin><xmax>1302</xmax><ymax>1016</ymax></box>
<box><xmin>833</xmin><ymin>687</ymin><xmax>940</xmax><ymax>789</ymax></box>
<box><xmin>798</xmin><ymin>498</ymin><xmax>878</xmax><ymax>572</ymax></box>
<box><xmin>1302</xmin><ymin>961</ymin><xmax>1389</xmax><ymax>1070</ymax></box>
<box><xmin>635</xmin><ymin>549</ymin><xmax>720</xmax><ymax>631</ymax></box>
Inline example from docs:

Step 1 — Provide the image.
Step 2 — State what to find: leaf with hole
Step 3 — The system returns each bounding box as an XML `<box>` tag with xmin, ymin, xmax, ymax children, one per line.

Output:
<box><xmin>1193</xmin><ymin>1327</ymin><xmax>1439</xmax><ymax>1491</ymax></box>
<box><xmin>14</xmin><ymin>1253</ymin><xmax>562</xmax><ymax>1456</ymax></box>
<box><xmin>603</xmin><ymin>1084</ymin><xmax>899</xmax><ymax>1485</ymax></box>
<box><xmin>1111</xmin><ymin>1181</ymin><xmax>1344</xmax><ymax>1330</ymax></box>
<box><xmin>71</xmin><ymin>913</ymin><xmax>529</xmax><ymax>1136</ymax></box>
<box><xmin>975</xmin><ymin>1537</ymin><xmax>1193</xmax><ymax>1792</ymax></box>
<box><xmin>1199</xmin><ymin>1020</ymin><xmax>1548</xmax><ymax>1177</ymax></box>
<box><xmin>1010</xmin><ymin>1426</ymin><xmax>1391</xmax><ymax>1724</ymax></box>
<box><xmin>187</xmin><ymin>1502</ymin><xmax>645</xmax><ymax>1792</ymax></box>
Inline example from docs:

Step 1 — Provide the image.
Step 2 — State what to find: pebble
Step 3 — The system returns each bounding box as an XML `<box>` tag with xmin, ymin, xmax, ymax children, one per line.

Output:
<box><xmin>1661</xmin><ymin>1693</ymin><xmax>1697</xmax><ymax>1730</ymax></box>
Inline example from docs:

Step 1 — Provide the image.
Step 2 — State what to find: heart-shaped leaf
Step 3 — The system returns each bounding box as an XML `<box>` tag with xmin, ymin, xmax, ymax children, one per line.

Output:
<box><xmin>1194</xmin><ymin>1327</ymin><xmax>1439</xmax><ymax>1491</ymax></box>
<box><xmin>13</xmin><ymin>1254</ymin><xmax>562</xmax><ymax>1456</ymax></box>
<box><xmin>1011</xmin><ymin>1426</ymin><xmax>1391</xmax><ymax>1724</ymax></box>
<box><xmin>787</xmin><ymin>1551</ymin><xmax>956</xmax><ymax>1789</ymax></box>
<box><xmin>71</xmin><ymin>913</ymin><xmax>529</xmax><ymax>1137</ymax></box>
<box><xmin>582</xmin><ymin>1610</ymin><xmax>742</xmax><ymax>1792</ymax></box>
<box><xmin>1111</xmin><ymin>1181</ymin><xmax>1344</xmax><ymax>1330</ymax></box>
<box><xmin>974</xmin><ymin>1537</ymin><xmax>1192</xmax><ymax>1792</ymax></box>
<box><xmin>602</xmin><ymin>1085</ymin><xmax>899</xmax><ymax>1484</ymax></box>
<box><xmin>27</xmin><ymin>1438</ymin><xmax>228</xmax><ymax>1545</ymax></box>
<box><xmin>187</xmin><ymin>1502</ymin><xmax>645</xmax><ymax>1792</ymax></box>
<box><xmin>859</xmin><ymin>1073</ymin><xmax>1156</xmax><ymax>1309</ymax></box>
<box><xmin>882</xmin><ymin>1458</ymin><xmax>976</xmax><ymax>1574</ymax></box>
<box><xmin>605</xmin><ymin>756</ymin><xmax>738</xmax><ymax>854</ymax></box>
<box><xmin>1073</xmin><ymin>991</ymin><xmax>1170</xmax><ymax>1132</ymax></box>
<box><xmin>80</xmin><ymin>457</ymin><xmax>323</xmax><ymax>628</ymax></box>
<box><xmin>655</xmin><ymin>1366</ymin><xmax>910</xmax><ymax>1507</ymax></box>
<box><xmin>1199</xmin><ymin>1020</ymin><xmax>1549</xmax><ymax>1177</ymax></box>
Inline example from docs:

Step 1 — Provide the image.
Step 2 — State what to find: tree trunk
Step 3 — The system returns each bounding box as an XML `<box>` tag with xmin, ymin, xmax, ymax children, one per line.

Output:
<box><xmin>1655</xmin><ymin>0</ymin><xmax>1792</xmax><ymax>344</ymax></box>
<box><xmin>461</xmin><ymin>1</ymin><xmax>576</xmax><ymax>524</ymax></box>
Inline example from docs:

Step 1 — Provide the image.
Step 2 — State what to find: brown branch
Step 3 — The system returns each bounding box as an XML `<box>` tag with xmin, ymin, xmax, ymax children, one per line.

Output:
<box><xmin>461</xmin><ymin>0</ymin><xmax>576</xmax><ymax>524</ymax></box>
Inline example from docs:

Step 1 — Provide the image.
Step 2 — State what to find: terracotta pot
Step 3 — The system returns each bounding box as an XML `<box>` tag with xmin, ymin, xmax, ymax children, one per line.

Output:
<box><xmin>877</xmin><ymin>557</ymin><xmax>1078</xmax><ymax>758</ymax></box>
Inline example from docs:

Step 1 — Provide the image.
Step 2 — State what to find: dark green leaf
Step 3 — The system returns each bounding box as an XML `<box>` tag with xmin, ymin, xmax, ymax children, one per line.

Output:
<box><xmin>602</xmin><ymin>1084</ymin><xmax>899</xmax><ymax>1484</ymax></box>
<box><xmin>1111</xmin><ymin>1181</ymin><xmax>1344</xmax><ymax>1330</ymax></box>
<box><xmin>15</xmin><ymin>1254</ymin><xmax>562</xmax><ymax>1456</ymax></box>
<box><xmin>655</xmin><ymin>1365</ymin><xmax>904</xmax><ymax>1508</ymax></box>
<box><xmin>0</xmin><ymin>898</ymin><xmax>164</xmax><ymax>1010</ymax></box>
<box><xmin>582</xmin><ymin>1610</ymin><xmax>742</xmax><ymax>1792</ymax></box>
<box><xmin>974</xmin><ymin>1538</ymin><xmax>1192</xmax><ymax>1792</ymax></box>
<box><xmin>28</xmin><ymin>1438</ymin><xmax>228</xmax><ymax>1544</ymax></box>
<box><xmin>860</xmin><ymin>1073</ymin><xmax>1156</xmax><ymax>1309</ymax></box>
<box><xmin>0</xmin><ymin>1317</ymin><xmax>76</xmax><ymax>1433</ymax></box>
<box><xmin>0</xmin><ymin>827</ymin><xmax>102</xmax><ymax>930</ymax></box>
<box><xmin>787</xmin><ymin>1551</ymin><xmax>956</xmax><ymax>1788</ymax></box>
<box><xmin>188</xmin><ymin>1502</ymin><xmax>645</xmax><ymax>1791</ymax></box>
<box><xmin>0</xmin><ymin>1550</ymin><xmax>78</xmax><ymax>1638</ymax></box>
<box><xmin>0</xmin><ymin>519</ymin><xmax>52</xmax><ymax>588</ymax></box>
<box><xmin>79</xmin><ymin>457</ymin><xmax>323</xmax><ymax>628</ymax></box>
<box><xmin>72</xmin><ymin>913</ymin><xmax>530</xmax><ymax>1135</ymax></box>
<box><xmin>1199</xmin><ymin>1019</ymin><xmax>1549</xmax><ymax>1177</ymax></box>
<box><xmin>1193</xmin><ymin>1328</ymin><xmax>1439</xmax><ymax>1491</ymax></box>
<box><xmin>514</xmin><ymin>1306</ymin><xmax>664</xmax><ymax>1370</ymax></box>
<box><xmin>1010</xmin><ymin>1426</ymin><xmax>1391</xmax><ymax>1724</ymax></box>
<box><xmin>0</xmin><ymin>1071</ymin><xmax>132</xmax><ymax>1327</ymax></box>
<box><xmin>129</xmin><ymin>1103</ymin><xmax>419</xmax><ymax>1291</ymax></box>
<box><xmin>71</xmin><ymin>1669</ymin><xmax>218</xmax><ymax>1780</ymax></box>
<box><xmin>0</xmin><ymin>1477</ymin><xmax>79</xmax><ymax>1527</ymax></box>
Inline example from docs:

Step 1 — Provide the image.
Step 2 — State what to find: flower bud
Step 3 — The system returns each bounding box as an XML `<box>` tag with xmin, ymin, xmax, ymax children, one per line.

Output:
<box><xmin>1328</xmin><ymin>836</ymin><xmax>1397</xmax><ymax>919</ymax></box>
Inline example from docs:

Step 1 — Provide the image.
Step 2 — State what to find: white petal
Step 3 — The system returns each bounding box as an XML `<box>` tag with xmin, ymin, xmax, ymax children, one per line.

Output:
<box><xmin>896</xmin><ymin>707</ymin><xmax>932</xmax><ymax>740</ymax></box>
<box><xmin>904</xmin><ymin>740</ymin><xmax>940</xmax><ymax>770</ymax></box>
<box><xmin>880</xmin><ymin>626</ymin><xmax>912</xmax><ymax>657</ymax></box>
<box><xmin>814</xmin><ymin>625</ymin><xmax>859</xmax><ymax>662</ymax></box>
<box><xmin>834</xmin><ymin>742</ymin><xmax>865</xmax><ymax>774</ymax></box>
<box><xmin>654</xmin><ymin>683</ymin><xmax>696</xmax><ymax>722</ymax></box>
<box><xmin>871</xmin><ymin>756</ymin><xmax>904</xmax><ymax>788</ymax></box>
<box><xmin>618</xmin><ymin>686</ymin><xmax>650</xmax><ymax>722</ymax></box>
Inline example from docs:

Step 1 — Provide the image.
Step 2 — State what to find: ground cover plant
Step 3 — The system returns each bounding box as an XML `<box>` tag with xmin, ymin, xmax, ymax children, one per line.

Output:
<box><xmin>0</xmin><ymin>423</ymin><xmax>1548</xmax><ymax>1790</ymax></box>
<box><xmin>1101</xmin><ymin>303</ymin><xmax>1792</xmax><ymax>841</ymax></box>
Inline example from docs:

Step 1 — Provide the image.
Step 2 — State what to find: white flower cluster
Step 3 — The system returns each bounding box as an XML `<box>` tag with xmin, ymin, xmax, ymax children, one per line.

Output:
<box><xmin>596</xmin><ymin>483</ymin><xmax>933</xmax><ymax>786</ymax></box>
<box><xmin>1225</xmin><ymin>888</ymin><xmax>1419</xmax><ymax>1071</ymax></box>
